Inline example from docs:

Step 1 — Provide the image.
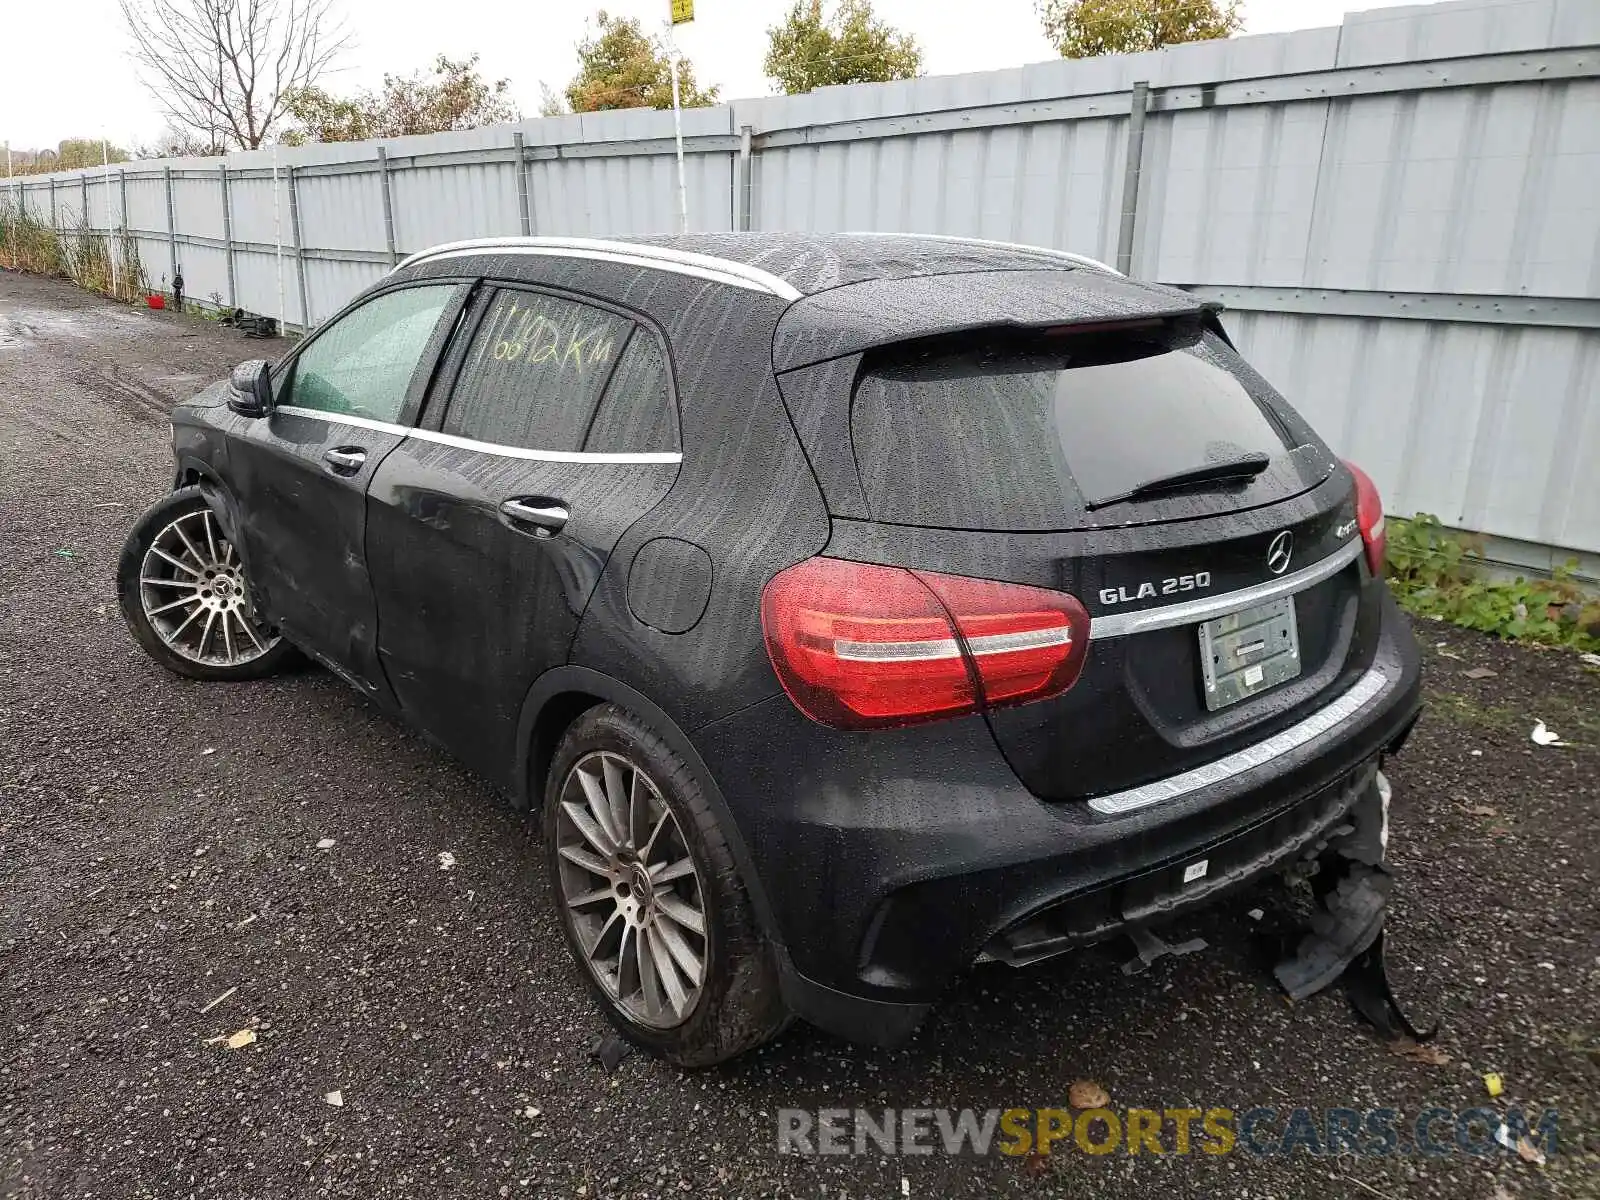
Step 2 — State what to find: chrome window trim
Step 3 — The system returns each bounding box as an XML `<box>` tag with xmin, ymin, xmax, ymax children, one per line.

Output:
<box><xmin>273</xmin><ymin>406</ymin><xmax>683</xmax><ymax>464</ymax></box>
<box><xmin>392</xmin><ymin>237</ymin><xmax>803</xmax><ymax>301</ymax></box>
<box><xmin>1089</xmin><ymin>538</ymin><xmax>1364</xmax><ymax>640</ymax></box>
<box><xmin>1086</xmin><ymin>666</ymin><xmax>1390</xmax><ymax>815</ymax></box>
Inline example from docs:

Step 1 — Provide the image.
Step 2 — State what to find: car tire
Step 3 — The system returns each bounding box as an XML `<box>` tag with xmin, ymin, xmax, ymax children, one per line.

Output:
<box><xmin>544</xmin><ymin>703</ymin><xmax>789</xmax><ymax>1067</ymax></box>
<box><xmin>117</xmin><ymin>486</ymin><xmax>299</xmax><ymax>682</ymax></box>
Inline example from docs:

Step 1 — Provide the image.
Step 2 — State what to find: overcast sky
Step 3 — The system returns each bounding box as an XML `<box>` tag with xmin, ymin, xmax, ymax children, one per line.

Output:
<box><xmin>3</xmin><ymin>0</ymin><xmax>1448</xmax><ymax>154</ymax></box>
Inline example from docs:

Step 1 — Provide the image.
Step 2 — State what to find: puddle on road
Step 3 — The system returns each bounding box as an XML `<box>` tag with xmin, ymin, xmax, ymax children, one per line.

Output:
<box><xmin>0</xmin><ymin>316</ymin><xmax>38</xmax><ymax>347</ymax></box>
<box><xmin>0</xmin><ymin>305</ymin><xmax>161</xmax><ymax>349</ymax></box>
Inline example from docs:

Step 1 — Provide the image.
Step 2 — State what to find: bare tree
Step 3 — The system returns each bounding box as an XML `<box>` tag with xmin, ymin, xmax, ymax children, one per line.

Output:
<box><xmin>120</xmin><ymin>0</ymin><xmax>348</xmax><ymax>151</ymax></box>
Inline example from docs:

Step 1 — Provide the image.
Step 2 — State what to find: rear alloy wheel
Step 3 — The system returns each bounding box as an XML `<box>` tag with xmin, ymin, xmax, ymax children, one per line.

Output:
<box><xmin>117</xmin><ymin>486</ymin><xmax>298</xmax><ymax>681</ymax></box>
<box><xmin>544</xmin><ymin>704</ymin><xmax>789</xmax><ymax>1066</ymax></box>
<box><xmin>554</xmin><ymin>751</ymin><xmax>708</xmax><ymax>1029</ymax></box>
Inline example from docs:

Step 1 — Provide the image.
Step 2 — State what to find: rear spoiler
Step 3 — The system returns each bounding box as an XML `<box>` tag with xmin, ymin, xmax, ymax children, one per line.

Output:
<box><xmin>1037</xmin><ymin>304</ymin><xmax>1231</xmax><ymax>345</ymax></box>
<box><xmin>772</xmin><ymin>268</ymin><xmax>1225</xmax><ymax>372</ymax></box>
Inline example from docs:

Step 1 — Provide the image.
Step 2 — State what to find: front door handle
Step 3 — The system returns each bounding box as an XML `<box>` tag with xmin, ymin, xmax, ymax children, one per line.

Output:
<box><xmin>323</xmin><ymin>446</ymin><xmax>367</xmax><ymax>474</ymax></box>
<box><xmin>500</xmin><ymin>497</ymin><xmax>569</xmax><ymax>538</ymax></box>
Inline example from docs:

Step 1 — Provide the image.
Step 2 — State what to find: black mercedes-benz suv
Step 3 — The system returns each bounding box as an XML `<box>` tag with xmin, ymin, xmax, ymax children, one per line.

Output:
<box><xmin>117</xmin><ymin>234</ymin><xmax>1422</xmax><ymax>1066</ymax></box>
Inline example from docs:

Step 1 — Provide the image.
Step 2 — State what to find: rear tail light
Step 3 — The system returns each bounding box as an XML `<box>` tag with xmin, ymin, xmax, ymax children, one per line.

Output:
<box><xmin>1344</xmin><ymin>460</ymin><xmax>1387</xmax><ymax>576</ymax></box>
<box><xmin>760</xmin><ymin>557</ymin><xmax>1090</xmax><ymax>730</ymax></box>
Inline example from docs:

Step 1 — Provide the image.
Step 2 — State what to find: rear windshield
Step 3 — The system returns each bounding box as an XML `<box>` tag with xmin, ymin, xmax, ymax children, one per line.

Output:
<box><xmin>851</xmin><ymin>327</ymin><xmax>1294</xmax><ymax>530</ymax></box>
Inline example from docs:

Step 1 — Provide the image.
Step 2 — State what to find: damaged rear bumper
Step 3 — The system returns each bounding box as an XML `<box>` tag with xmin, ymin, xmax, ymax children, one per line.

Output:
<box><xmin>984</xmin><ymin>758</ymin><xmax>1381</xmax><ymax>968</ymax></box>
<box><xmin>750</xmin><ymin>609</ymin><xmax>1422</xmax><ymax>1048</ymax></box>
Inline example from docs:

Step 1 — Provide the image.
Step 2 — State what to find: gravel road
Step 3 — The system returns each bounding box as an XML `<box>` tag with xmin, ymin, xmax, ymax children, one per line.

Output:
<box><xmin>2</xmin><ymin>269</ymin><xmax>1596</xmax><ymax>1199</ymax></box>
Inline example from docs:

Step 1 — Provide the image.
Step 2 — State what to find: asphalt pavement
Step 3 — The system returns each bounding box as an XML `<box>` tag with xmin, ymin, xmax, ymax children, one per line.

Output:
<box><xmin>1</xmin><ymin>269</ymin><xmax>1596</xmax><ymax>1199</ymax></box>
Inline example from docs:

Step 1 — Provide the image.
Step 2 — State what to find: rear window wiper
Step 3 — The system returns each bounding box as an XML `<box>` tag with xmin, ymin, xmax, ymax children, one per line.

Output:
<box><xmin>1083</xmin><ymin>452</ymin><xmax>1272</xmax><ymax>511</ymax></box>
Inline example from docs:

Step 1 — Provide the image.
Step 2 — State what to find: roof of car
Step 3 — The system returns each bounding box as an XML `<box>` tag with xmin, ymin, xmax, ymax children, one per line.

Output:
<box><xmin>392</xmin><ymin>233</ymin><xmax>1119</xmax><ymax>301</ymax></box>
<box><xmin>392</xmin><ymin>234</ymin><xmax>1211</xmax><ymax>372</ymax></box>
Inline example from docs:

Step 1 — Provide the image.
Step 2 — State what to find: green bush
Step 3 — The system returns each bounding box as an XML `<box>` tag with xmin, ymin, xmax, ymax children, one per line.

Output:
<box><xmin>1385</xmin><ymin>514</ymin><xmax>1600</xmax><ymax>652</ymax></box>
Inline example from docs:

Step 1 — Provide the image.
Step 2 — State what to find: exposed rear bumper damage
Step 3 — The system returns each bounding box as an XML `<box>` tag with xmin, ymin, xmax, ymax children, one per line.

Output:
<box><xmin>983</xmin><ymin>761</ymin><xmax>1380</xmax><ymax>969</ymax></box>
<box><xmin>776</xmin><ymin>758</ymin><xmax>1433</xmax><ymax>1049</ymax></box>
<box><xmin>1274</xmin><ymin>769</ymin><xmax>1437</xmax><ymax>1041</ymax></box>
<box><xmin>1274</xmin><ymin>769</ymin><xmax>1393</xmax><ymax>1001</ymax></box>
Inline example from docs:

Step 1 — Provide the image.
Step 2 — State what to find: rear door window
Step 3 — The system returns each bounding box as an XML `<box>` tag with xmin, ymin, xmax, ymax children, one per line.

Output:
<box><xmin>851</xmin><ymin>328</ymin><xmax>1294</xmax><ymax>530</ymax></box>
<box><xmin>443</xmin><ymin>289</ymin><xmax>631</xmax><ymax>450</ymax></box>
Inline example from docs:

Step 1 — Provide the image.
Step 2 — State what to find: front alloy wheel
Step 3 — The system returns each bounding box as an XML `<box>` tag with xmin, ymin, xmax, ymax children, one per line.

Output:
<box><xmin>117</xmin><ymin>486</ymin><xmax>298</xmax><ymax>681</ymax></box>
<box><xmin>554</xmin><ymin>750</ymin><xmax>708</xmax><ymax>1029</ymax></box>
<box><xmin>139</xmin><ymin>506</ymin><xmax>279</xmax><ymax>668</ymax></box>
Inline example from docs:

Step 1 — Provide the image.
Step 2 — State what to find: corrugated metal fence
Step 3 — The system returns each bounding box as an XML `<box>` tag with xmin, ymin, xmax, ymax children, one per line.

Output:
<box><xmin>5</xmin><ymin>0</ymin><xmax>1598</xmax><ymax>573</ymax></box>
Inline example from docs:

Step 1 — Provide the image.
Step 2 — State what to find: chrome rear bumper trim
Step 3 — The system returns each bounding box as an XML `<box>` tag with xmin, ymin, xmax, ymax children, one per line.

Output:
<box><xmin>1086</xmin><ymin>666</ymin><xmax>1389</xmax><ymax>815</ymax></box>
<box><xmin>1089</xmin><ymin>538</ymin><xmax>1364</xmax><ymax>640</ymax></box>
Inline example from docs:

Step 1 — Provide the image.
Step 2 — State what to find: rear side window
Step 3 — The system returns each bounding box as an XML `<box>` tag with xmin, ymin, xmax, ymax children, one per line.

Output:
<box><xmin>851</xmin><ymin>329</ymin><xmax>1293</xmax><ymax>529</ymax></box>
<box><xmin>583</xmin><ymin>331</ymin><xmax>678</xmax><ymax>453</ymax></box>
<box><xmin>443</xmin><ymin>289</ymin><xmax>630</xmax><ymax>451</ymax></box>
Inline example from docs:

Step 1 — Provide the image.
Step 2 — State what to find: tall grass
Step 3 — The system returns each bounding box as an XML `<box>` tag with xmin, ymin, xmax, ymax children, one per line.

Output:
<box><xmin>0</xmin><ymin>202</ymin><xmax>147</xmax><ymax>303</ymax></box>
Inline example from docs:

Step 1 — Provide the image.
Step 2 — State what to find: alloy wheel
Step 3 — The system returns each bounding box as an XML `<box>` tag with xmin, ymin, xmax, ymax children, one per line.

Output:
<box><xmin>138</xmin><ymin>508</ymin><xmax>280</xmax><ymax>667</ymax></box>
<box><xmin>554</xmin><ymin>751</ymin><xmax>708</xmax><ymax>1030</ymax></box>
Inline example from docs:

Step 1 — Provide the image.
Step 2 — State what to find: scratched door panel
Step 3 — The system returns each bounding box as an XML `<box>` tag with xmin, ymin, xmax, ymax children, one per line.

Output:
<box><xmin>231</xmin><ymin>410</ymin><xmax>408</xmax><ymax>696</ymax></box>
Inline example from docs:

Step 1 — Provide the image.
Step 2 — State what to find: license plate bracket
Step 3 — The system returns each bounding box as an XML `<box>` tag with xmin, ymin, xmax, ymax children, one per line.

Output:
<box><xmin>1198</xmin><ymin>595</ymin><xmax>1302</xmax><ymax>711</ymax></box>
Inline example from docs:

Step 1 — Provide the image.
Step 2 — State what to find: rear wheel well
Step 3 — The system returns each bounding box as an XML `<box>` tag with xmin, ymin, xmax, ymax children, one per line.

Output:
<box><xmin>176</xmin><ymin>467</ymin><xmax>202</xmax><ymax>488</ymax></box>
<box><xmin>525</xmin><ymin>691</ymin><xmax>605</xmax><ymax>809</ymax></box>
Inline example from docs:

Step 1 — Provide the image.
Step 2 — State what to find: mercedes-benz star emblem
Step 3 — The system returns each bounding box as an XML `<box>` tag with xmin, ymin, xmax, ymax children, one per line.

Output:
<box><xmin>1266</xmin><ymin>531</ymin><xmax>1294</xmax><ymax>576</ymax></box>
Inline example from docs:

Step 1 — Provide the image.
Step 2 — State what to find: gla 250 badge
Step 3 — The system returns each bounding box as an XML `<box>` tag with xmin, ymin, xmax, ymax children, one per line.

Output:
<box><xmin>1098</xmin><ymin>528</ymin><xmax>1302</xmax><ymax>606</ymax></box>
<box><xmin>1099</xmin><ymin>572</ymin><xmax>1213</xmax><ymax>606</ymax></box>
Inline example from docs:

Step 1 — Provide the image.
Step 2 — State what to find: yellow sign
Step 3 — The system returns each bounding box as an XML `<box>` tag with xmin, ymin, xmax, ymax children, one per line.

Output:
<box><xmin>671</xmin><ymin>0</ymin><xmax>693</xmax><ymax>24</ymax></box>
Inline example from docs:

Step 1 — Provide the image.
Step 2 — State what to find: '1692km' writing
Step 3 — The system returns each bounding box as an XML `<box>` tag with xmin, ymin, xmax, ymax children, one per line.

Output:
<box><xmin>491</xmin><ymin>301</ymin><xmax>617</xmax><ymax>374</ymax></box>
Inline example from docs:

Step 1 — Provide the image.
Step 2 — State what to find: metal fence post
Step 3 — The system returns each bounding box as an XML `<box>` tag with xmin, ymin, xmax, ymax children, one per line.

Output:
<box><xmin>117</xmin><ymin>170</ymin><xmax>129</xmax><ymax>290</ymax></box>
<box><xmin>512</xmin><ymin>132</ymin><xmax>532</xmax><ymax>236</ymax></box>
<box><xmin>80</xmin><ymin>173</ymin><xmax>89</xmax><ymax>231</ymax></box>
<box><xmin>48</xmin><ymin>177</ymin><xmax>57</xmax><ymax>232</ymax></box>
<box><xmin>736</xmin><ymin>125</ymin><xmax>754</xmax><ymax>232</ymax></box>
<box><xmin>163</xmin><ymin>165</ymin><xmax>178</xmax><ymax>291</ymax></box>
<box><xmin>220</xmin><ymin>164</ymin><xmax>237</xmax><ymax>307</ymax></box>
<box><xmin>1115</xmin><ymin>80</ymin><xmax>1150</xmax><ymax>276</ymax></box>
<box><xmin>376</xmin><ymin>146</ymin><xmax>399</xmax><ymax>265</ymax></box>
<box><xmin>287</xmin><ymin>165</ymin><xmax>311</xmax><ymax>331</ymax></box>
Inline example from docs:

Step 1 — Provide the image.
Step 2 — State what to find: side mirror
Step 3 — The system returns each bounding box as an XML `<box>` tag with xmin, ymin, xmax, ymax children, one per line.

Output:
<box><xmin>227</xmin><ymin>359</ymin><xmax>274</xmax><ymax>418</ymax></box>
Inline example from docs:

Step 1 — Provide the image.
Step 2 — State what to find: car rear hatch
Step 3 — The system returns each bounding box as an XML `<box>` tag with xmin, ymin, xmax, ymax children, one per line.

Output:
<box><xmin>773</xmin><ymin>271</ymin><xmax>1380</xmax><ymax>802</ymax></box>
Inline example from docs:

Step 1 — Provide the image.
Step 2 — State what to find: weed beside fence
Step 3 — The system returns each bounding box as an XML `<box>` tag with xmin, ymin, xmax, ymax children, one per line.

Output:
<box><xmin>1387</xmin><ymin>515</ymin><xmax>1600</xmax><ymax>653</ymax></box>
<box><xmin>0</xmin><ymin>203</ymin><xmax>146</xmax><ymax>303</ymax></box>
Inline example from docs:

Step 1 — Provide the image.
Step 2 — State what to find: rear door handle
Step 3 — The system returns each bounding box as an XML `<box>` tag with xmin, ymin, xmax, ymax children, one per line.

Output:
<box><xmin>500</xmin><ymin>497</ymin><xmax>569</xmax><ymax>538</ymax></box>
<box><xmin>323</xmin><ymin>446</ymin><xmax>367</xmax><ymax>474</ymax></box>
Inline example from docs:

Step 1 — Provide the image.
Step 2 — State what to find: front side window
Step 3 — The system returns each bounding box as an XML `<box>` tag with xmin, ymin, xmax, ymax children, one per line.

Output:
<box><xmin>284</xmin><ymin>285</ymin><xmax>456</xmax><ymax>423</ymax></box>
<box><xmin>444</xmin><ymin>290</ymin><xmax>632</xmax><ymax>451</ymax></box>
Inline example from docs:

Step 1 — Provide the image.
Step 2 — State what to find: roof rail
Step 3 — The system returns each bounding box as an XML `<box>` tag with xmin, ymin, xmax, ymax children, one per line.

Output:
<box><xmin>392</xmin><ymin>236</ymin><xmax>802</xmax><ymax>301</ymax></box>
<box><xmin>839</xmin><ymin>231</ymin><xmax>1121</xmax><ymax>276</ymax></box>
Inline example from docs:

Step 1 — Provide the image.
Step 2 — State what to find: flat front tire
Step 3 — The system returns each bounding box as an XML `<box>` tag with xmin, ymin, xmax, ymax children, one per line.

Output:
<box><xmin>116</xmin><ymin>486</ymin><xmax>298</xmax><ymax>681</ymax></box>
<box><xmin>544</xmin><ymin>704</ymin><xmax>789</xmax><ymax>1067</ymax></box>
